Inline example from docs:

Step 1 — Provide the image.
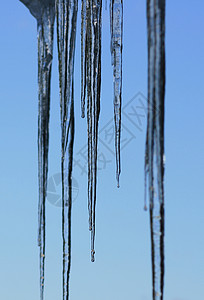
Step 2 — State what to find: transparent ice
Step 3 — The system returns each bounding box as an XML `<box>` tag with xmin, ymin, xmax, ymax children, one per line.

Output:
<box><xmin>81</xmin><ymin>0</ymin><xmax>102</xmax><ymax>262</ymax></box>
<box><xmin>145</xmin><ymin>1</ymin><xmax>165</xmax><ymax>299</ymax></box>
<box><xmin>19</xmin><ymin>1</ymin><xmax>55</xmax><ymax>300</ymax></box>
<box><xmin>110</xmin><ymin>0</ymin><xmax>123</xmax><ymax>187</ymax></box>
<box><xmin>56</xmin><ymin>1</ymin><xmax>78</xmax><ymax>299</ymax></box>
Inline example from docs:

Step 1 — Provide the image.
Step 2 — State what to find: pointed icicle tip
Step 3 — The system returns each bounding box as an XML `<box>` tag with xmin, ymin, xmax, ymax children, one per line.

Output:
<box><xmin>116</xmin><ymin>170</ymin><xmax>121</xmax><ymax>188</ymax></box>
<box><xmin>117</xmin><ymin>177</ymin><xmax>120</xmax><ymax>188</ymax></box>
<box><xmin>91</xmin><ymin>249</ymin><xmax>95</xmax><ymax>262</ymax></box>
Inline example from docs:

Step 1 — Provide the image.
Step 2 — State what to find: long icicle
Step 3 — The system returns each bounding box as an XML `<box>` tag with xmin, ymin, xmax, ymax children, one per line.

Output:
<box><xmin>90</xmin><ymin>0</ymin><xmax>102</xmax><ymax>263</ymax></box>
<box><xmin>81</xmin><ymin>0</ymin><xmax>102</xmax><ymax>262</ymax></box>
<box><xmin>37</xmin><ymin>6</ymin><xmax>55</xmax><ymax>298</ymax></box>
<box><xmin>81</xmin><ymin>0</ymin><xmax>87</xmax><ymax>118</ymax></box>
<box><xmin>110</xmin><ymin>0</ymin><xmax>123</xmax><ymax>187</ymax></box>
<box><xmin>145</xmin><ymin>0</ymin><xmax>165</xmax><ymax>299</ymax></box>
<box><xmin>19</xmin><ymin>2</ymin><xmax>55</xmax><ymax>299</ymax></box>
<box><xmin>56</xmin><ymin>1</ymin><xmax>78</xmax><ymax>299</ymax></box>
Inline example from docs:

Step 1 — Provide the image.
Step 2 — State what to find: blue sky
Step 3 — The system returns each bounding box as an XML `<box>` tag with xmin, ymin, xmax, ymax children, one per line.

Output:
<box><xmin>0</xmin><ymin>1</ymin><xmax>204</xmax><ymax>300</ymax></box>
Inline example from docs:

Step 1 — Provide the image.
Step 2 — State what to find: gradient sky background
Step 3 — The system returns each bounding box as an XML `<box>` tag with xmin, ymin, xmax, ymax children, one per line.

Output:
<box><xmin>0</xmin><ymin>1</ymin><xmax>204</xmax><ymax>300</ymax></box>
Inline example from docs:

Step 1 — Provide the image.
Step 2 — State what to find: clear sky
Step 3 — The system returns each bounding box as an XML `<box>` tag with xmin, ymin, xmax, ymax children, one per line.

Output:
<box><xmin>0</xmin><ymin>1</ymin><xmax>204</xmax><ymax>300</ymax></box>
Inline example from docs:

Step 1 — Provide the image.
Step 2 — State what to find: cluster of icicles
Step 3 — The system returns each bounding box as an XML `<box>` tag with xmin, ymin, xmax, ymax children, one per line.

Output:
<box><xmin>19</xmin><ymin>0</ymin><xmax>165</xmax><ymax>300</ymax></box>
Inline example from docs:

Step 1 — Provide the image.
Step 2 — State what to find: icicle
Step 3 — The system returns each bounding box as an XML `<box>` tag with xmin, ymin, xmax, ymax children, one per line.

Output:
<box><xmin>19</xmin><ymin>2</ymin><xmax>55</xmax><ymax>300</ymax></box>
<box><xmin>37</xmin><ymin>9</ymin><xmax>55</xmax><ymax>300</ymax></box>
<box><xmin>81</xmin><ymin>0</ymin><xmax>102</xmax><ymax>262</ymax></box>
<box><xmin>110</xmin><ymin>0</ymin><xmax>123</xmax><ymax>187</ymax></box>
<box><xmin>145</xmin><ymin>0</ymin><xmax>165</xmax><ymax>299</ymax></box>
<box><xmin>81</xmin><ymin>0</ymin><xmax>86</xmax><ymax>118</ymax></box>
<box><xmin>56</xmin><ymin>1</ymin><xmax>78</xmax><ymax>299</ymax></box>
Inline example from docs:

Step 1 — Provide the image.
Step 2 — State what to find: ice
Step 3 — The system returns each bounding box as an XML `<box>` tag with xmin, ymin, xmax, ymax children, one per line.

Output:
<box><xmin>145</xmin><ymin>1</ymin><xmax>166</xmax><ymax>299</ymax></box>
<box><xmin>110</xmin><ymin>0</ymin><xmax>123</xmax><ymax>187</ymax></box>
<box><xmin>56</xmin><ymin>0</ymin><xmax>78</xmax><ymax>299</ymax></box>
<box><xmin>81</xmin><ymin>0</ymin><xmax>102</xmax><ymax>263</ymax></box>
